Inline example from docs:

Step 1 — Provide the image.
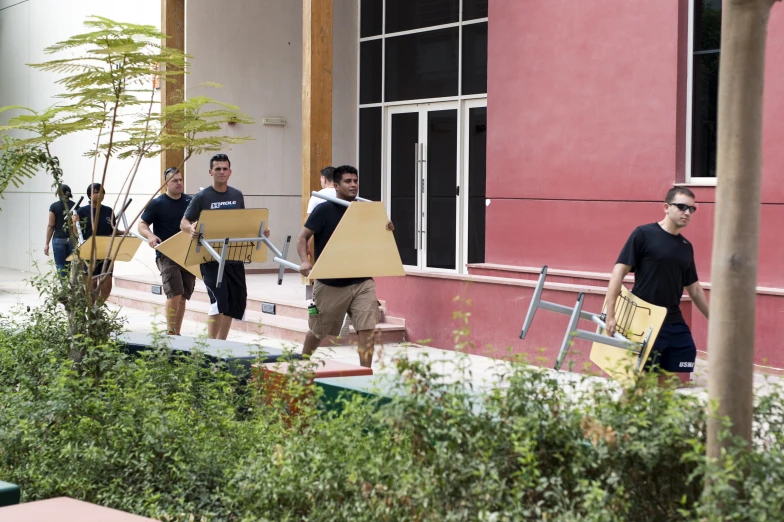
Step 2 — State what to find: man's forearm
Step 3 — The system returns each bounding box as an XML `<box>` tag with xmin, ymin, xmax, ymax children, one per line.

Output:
<box><xmin>690</xmin><ymin>284</ymin><xmax>710</xmax><ymax>319</ymax></box>
<box><xmin>180</xmin><ymin>218</ymin><xmax>193</xmax><ymax>234</ymax></box>
<box><xmin>138</xmin><ymin>222</ymin><xmax>152</xmax><ymax>240</ymax></box>
<box><xmin>297</xmin><ymin>236</ymin><xmax>309</xmax><ymax>263</ymax></box>
<box><xmin>605</xmin><ymin>266</ymin><xmax>628</xmax><ymax>318</ymax></box>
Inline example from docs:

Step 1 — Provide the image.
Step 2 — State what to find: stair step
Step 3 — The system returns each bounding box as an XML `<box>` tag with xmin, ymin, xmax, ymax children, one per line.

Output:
<box><xmin>113</xmin><ymin>275</ymin><xmax>389</xmax><ymax>321</ymax></box>
<box><xmin>108</xmin><ymin>287</ymin><xmax>406</xmax><ymax>347</ymax></box>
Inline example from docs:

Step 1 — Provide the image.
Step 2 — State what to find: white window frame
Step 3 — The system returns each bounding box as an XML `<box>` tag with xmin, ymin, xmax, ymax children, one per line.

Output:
<box><xmin>685</xmin><ymin>0</ymin><xmax>719</xmax><ymax>186</ymax></box>
<box><xmin>459</xmin><ymin>98</ymin><xmax>487</xmax><ymax>272</ymax></box>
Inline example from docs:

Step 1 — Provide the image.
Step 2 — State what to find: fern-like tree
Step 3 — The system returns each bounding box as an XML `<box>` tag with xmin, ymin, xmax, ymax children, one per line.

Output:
<box><xmin>0</xmin><ymin>17</ymin><xmax>253</xmax><ymax>362</ymax></box>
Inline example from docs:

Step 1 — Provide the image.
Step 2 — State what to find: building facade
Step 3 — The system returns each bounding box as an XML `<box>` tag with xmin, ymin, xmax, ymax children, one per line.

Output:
<box><xmin>374</xmin><ymin>0</ymin><xmax>784</xmax><ymax>372</ymax></box>
<box><xmin>3</xmin><ymin>0</ymin><xmax>782</xmax><ymax>372</ymax></box>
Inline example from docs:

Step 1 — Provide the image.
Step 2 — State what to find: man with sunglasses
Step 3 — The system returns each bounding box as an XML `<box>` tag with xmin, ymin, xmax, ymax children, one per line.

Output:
<box><xmin>180</xmin><ymin>154</ymin><xmax>269</xmax><ymax>340</ymax></box>
<box><xmin>605</xmin><ymin>187</ymin><xmax>710</xmax><ymax>386</ymax></box>
<box><xmin>138</xmin><ymin>167</ymin><xmax>194</xmax><ymax>335</ymax></box>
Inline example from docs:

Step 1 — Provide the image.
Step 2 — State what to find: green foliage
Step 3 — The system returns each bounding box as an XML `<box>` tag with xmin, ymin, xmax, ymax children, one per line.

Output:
<box><xmin>0</xmin><ymin>136</ymin><xmax>48</xmax><ymax>201</ymax></box>
<box><xmin>1</xmin><ymin>302</ymin><xmax>782</xmax><ymax>521</ymax></box>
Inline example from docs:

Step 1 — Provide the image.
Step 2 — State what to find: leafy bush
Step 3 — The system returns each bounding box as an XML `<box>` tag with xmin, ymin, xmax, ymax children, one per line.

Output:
<box><xmin>0</xmin><ymin>297</ymin><xmax>782</xmax><ymax>521</ymax></box>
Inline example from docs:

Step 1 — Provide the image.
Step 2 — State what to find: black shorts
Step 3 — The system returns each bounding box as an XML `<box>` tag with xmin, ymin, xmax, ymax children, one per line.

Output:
<box><xmin>644</xmin><ymin>322</ymin><xmax>697</xmax><ymax>373</ymax></box>
<box><xmin>201</xmin><ymin>262</ymin><xmax>247</xmax><ymax>320</ymax></box>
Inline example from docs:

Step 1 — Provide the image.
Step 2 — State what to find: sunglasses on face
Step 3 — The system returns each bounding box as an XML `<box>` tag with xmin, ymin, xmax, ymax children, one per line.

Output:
<box><xmin>669</xmin><ymin>203</ymin><xmax>697</xmax><ymax>213</ymax></box>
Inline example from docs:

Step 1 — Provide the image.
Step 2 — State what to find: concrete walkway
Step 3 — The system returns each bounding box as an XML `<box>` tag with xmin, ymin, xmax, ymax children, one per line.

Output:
<box><xmin>1</xmin><ymin>267</ymin><xmax>781</xmax><ymax>400</ymax></box>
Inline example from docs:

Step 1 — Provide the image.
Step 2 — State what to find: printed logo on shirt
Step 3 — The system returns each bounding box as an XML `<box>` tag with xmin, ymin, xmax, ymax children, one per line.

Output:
<box><xmin>210</xmin><ymin>201</ymin><xmax>237</xmax><ymax>209</ymax></box>
<box><xmin>679</xmin><ymin>361</ymin><xmax>695</xmax><ymax>368</ymax></box>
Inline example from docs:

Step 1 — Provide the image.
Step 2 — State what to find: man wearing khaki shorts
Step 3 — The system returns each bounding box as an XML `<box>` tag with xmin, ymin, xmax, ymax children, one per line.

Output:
<box><xmin>139</xmin><ymin>167</ymin><xmax>196</xmax><ymax>335</ymax></box>
<box><xmin>297</xmin><ymin>165</ymin><xmax>394</xmax><ymax>368</ymax></box>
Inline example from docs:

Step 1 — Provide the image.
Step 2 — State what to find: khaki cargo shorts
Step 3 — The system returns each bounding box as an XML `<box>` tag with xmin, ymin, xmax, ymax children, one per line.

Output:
<box><xmin>308</xmin><ymin>279</ymin><xmax>380</xmax><ymax>338</ymax></box>
<box><xmin>156</xmin><ymin>254</ymin><xmax>196</xmax><ymax>300</ymax></box>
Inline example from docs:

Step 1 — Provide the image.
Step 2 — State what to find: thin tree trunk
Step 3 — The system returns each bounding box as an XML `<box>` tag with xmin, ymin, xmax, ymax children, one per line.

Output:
<box><xmin>707</xmin><ymin>0</ymin><xmax>780</xmax><ymax>460</ymax></box>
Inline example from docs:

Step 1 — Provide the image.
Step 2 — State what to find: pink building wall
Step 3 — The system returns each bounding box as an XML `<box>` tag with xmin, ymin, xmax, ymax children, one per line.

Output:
<box><xmin>376</xmin><ymin>0</ymin><xmax>784</xmax><ymax>372</ymax></box>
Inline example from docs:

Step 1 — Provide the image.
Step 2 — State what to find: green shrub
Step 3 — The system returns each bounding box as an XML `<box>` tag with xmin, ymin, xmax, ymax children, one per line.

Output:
<box><xmin>0</xmin><ymin>300</ymin><xmax>782</xmax><ymax>521</ymax></box>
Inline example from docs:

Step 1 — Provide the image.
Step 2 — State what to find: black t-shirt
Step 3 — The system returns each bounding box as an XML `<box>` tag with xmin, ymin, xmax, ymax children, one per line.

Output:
<box><xmin>77</xmin><ymin>205</ymin><xmax>115</xmax><ymax>240</ymax></box>
<box><xmin>616</xmin><ymin>223</ymin><xmax>699</xmax><ymax>324</ymax></box>
<box><xmin>183</xmin><ymin>185</ymin><xmax>245</xmax><ymax>222</ymax></box>
<box><xmin>48</xmin><ymin>199</ymin><xmax>75</xmax><ymax>239</ymax></box>
<box><xmin>141</xmin><ymin>193</ymin><xmax>192</xmax><ymax>258</ymax></box>
<box><xmin>304</xmin><ymin>201</ymin><xmax>369</xmax><ymax>287</ymax></box>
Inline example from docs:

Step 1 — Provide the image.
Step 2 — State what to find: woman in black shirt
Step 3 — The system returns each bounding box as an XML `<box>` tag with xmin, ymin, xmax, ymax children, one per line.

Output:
<box><xmin>44</xmin><ymin>184</ymin><xmax>75</xmax><ymax>277</ymax></box>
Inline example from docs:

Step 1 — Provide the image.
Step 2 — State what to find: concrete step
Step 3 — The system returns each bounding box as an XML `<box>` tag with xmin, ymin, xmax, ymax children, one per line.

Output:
<box><xmin>113</xmin><ymin>275</ymin><xmax>390</xmax><ymax>322</ymax></box>
<box><xmin>108</xmin><ymin>287</ymin><xmax>407</xmax><ymax>347</ymax></box>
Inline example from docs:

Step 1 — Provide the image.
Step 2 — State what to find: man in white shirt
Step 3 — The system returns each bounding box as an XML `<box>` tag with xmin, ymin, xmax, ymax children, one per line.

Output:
<box><xmin>306</xmin><ymin>166</ymin><xmax>336</xmax><ymax>214</ymax></box>
<box><xmin>305</xmin><ymin>166</ymin><xmax>335</xmax><ymax>301</ymax></box>
<box><xmin>304</xmin><ymin>166</ymin><xmax>346</xmax><ymax>336</ymax></box>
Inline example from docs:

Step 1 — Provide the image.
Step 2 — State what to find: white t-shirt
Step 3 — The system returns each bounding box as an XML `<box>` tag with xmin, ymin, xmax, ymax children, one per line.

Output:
<box><xmin>306</xmin><ymin>187</ymin><xmax>337</xmax><ymax>214</ymax></box>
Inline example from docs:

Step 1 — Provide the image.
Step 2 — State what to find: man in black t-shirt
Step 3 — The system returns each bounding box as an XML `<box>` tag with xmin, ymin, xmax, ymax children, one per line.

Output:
<box><xmin>73</xmin><ymin>183</ymin><xmax>119</xmax><ymax>300</ymax></box>
<box><xmin>606</xmin><ymin>187</ymin><xmax>710</xmax><ymax>385</ymax></box>
<box><xmin>44</xmin><ymin>184</ymin><xmax>75</xmax><ymax>277</ymax></box>
<box><xmin>180</xmin><ymin>154</ymin><xmax>269</xmax><ymax>340</ymax></box>
<box><xmin>139</xmin><ymin>167</ymin><xmax>195</xmax><ymax>335</ymax></box>
<box><xmin>297</xmin><ymin>165</ymin><xmax>395</xmax><ymax>368</ymax></box>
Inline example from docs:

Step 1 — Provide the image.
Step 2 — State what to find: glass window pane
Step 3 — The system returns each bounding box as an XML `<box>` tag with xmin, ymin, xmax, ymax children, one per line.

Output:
<box><xmin>694</xmin><ymin>0</ymin><xmax>722</xmax><ymax>52</ymax></box>
<box><xmin>386</xmin><ymin>0</ymin><xmax>459</xmax><ymax>33</ymax></box>
<box><xmin>462</xmin><ymin>22</ymin><xmax>487</xmax><ymax>95</ymax></box>
<box><xmin>467</xmin><ymin>107</ymin><xmax>487</xmax><ymax>264</ymax></box>
<box><xmin>360</xmin><ymin>40</ymin><xmax>382</xmax><ymax>104</ymax></box>
<box><xmin>426</xmin><ymin>109</ymin><xmax>457</xmax><ymax>270</ymax></box>
<box><xmin>385</xmin><ymin>28</ymin><xmax>459</xmax><ymax>102</ymax></box>
<box><xmin>691</xmin><ymin>53</ymin><xmax>719</xmax><ymax>178</ymax></box>
<box><xmin>359</xmin><ymin>108</ymin><xmax>382</xmax><ymax>200</ymax></box>
<box><xmin>360</xmin><ymin>0</ymin><xmax>383</xmax><ymax>38</ymax></box>
<box><xmin>390</xmin><ymin>112</ymin><xmax>420</xmax><ymax>266</ymax></box>
<box><xmin>463</xmin><ymin>0</ymin><xmax>489</xmax><ymax>20</ymax></box>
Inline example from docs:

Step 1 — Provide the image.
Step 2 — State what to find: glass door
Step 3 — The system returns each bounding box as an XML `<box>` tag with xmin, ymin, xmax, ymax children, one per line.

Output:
<box><xmin>387</xmin><ymin>102</ymin><xmax>459</xmax><ymax>271</ymax></box>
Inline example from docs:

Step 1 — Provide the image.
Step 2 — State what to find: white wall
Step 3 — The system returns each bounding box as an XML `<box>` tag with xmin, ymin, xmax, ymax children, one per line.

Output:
<box><xmin>185</xmin><ymin>0</ymin><xmax>357</xmax><ymax>269</ymax></box>
<box><xmin>333</xmin><ymin>0</ymin><xmax>359</xmax><ymax>167</ymax></box>
<box><xmin>0</xmin><ymin>0</ymin><xmax>162</xmax><ymax>276</ymax></box>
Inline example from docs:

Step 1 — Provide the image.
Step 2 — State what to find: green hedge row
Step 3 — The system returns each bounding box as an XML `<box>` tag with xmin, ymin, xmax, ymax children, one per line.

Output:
<box><xmin>0</xmin><ymin>301</ymin><xmax>782</xmax><ymax>521</ymax></box>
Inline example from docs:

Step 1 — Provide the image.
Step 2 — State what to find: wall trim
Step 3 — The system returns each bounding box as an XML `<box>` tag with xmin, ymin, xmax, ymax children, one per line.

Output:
<box><xmin>448</xmin><ymin>263</ymin><xmax>784</xmax><ymax>297</ymax></box>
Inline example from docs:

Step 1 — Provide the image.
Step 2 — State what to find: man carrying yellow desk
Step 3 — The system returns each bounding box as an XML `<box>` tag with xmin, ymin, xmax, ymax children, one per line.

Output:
<box><xmin>138</xmin><ymin>167</ymin><xmax>195</xmax><ymax>336</ymax></box>
<box><xmin>297</xmin><ymin>165</ymin><xmax>394</xmax><ymax>368</ymax></box>
<box><xmin>180</xmin><ymin>154</ymin><xmax>270</xmax><ymax>340</ymax></box>
<box><xmin>605</xmin><ymin>187</ymin><xmax>710</xmax><ymax>386</ymax></box>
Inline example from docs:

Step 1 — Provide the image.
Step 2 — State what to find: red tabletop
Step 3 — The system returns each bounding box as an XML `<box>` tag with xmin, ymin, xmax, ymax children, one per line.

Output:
<box><xmin>0</xmin><ymin>497</ymin><xmax>155</xmax><ymax>521</ymax></box>
<box><xmin>257</xmin><ymin>359</ymin><xmax>373</xmax><ymax>379</ymax></box>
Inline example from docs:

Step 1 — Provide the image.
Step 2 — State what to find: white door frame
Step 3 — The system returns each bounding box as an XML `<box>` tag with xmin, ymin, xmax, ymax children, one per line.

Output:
<box><xmin>459</xmin><ymin>98</ymin><xmax>488</xmax><ymax>273</ymax></box>
<box><xmin>384</xmin><ymin>101</ymin><xmax>461</xmax><ymax>272</ymax></box>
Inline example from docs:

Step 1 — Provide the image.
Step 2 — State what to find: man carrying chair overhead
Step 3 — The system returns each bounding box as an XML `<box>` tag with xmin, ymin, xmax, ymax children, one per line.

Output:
<box><xmin>138</xmin><ymin>167</ymin><xmax>194</xmax><ymax>336</ymax></box>
<box><xmin>296</xmin><ymin>165</ymin><xmax>394</xmax><ymax>368</ymax></box>
<box><xmin>605</xmin><ymin>187</ymin><xmax>710</xmax><ymax>386</ymax></box>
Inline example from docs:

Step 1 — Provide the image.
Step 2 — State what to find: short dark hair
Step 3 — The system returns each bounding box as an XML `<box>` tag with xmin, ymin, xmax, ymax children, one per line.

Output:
<box><xmin>164</xmin><ymin>167</ymin><xmax>180</xmax><ymax>180</ymax></box>
<box><xmin>665</xmin><ymin>186</ymin><xmax>695</xmax><ymax>204</ymax></box>
<box><xmin>333</xmin><ymin>165</ymin><xmax>358</xmax><ymax>185</ymax></box>
<box><xmin>210</xmin><ymin>154</ymin><xmax>231</xmax><ymax>170</ymax></box>
<box><xmin>58</xmin><ymin>184</ymin><xmax>72</xmax><ymax>198</ymax></box>
<box><xmin>86</xmin><ymin>182</ymin><xmax>103</xmax><ymax>197</ymax></box>
<box><xmin>320</xmin><ymin>166</ymin><xmax>335</xmax><ymax>183</ymax></box>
